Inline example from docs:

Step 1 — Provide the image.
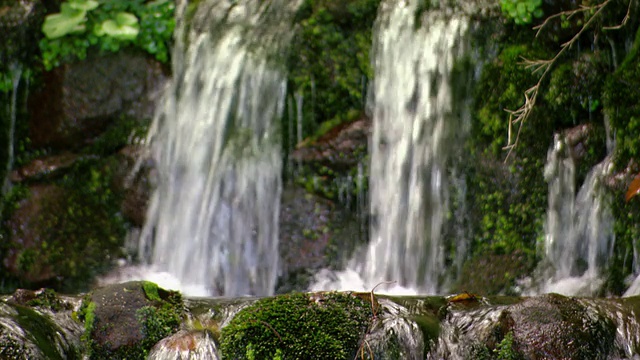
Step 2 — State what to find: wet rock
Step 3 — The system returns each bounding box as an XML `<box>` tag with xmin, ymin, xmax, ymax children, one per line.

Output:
<box><xmin>0</xmin><ymin>300</ymin><xmax>83</xmax><ymax>359</ymax></box>
<box><xmin>431</xmin><ymin>294</ymin><xmax>634</xmax><ymax>359</ymax></box>
<box><xmin>9</xmin><ymin>152</ymin><xmax>82</xmax><ymax>183</ymax></box>
<box><xmin>277</xmin><ymin>185</ymin><xmax>365</xmax><ymax>293</ymax></box>
<box><xmin>84</xmin><ymin>281</ymin><xmax>183</xmax><ymax>359</ymax></box>
<box><xmin>4</xmin><ymin>184</ymin><xmax>66</xmax><ymax>283</ymax></box>
<box><xmin>28</xmin><ymin>51</ymin><xmax>168</xmax><ymax>149</ymax></box>
<box><xmin>291</xmin><ymin>116</ymin><xmax>370</xmax><ymax>204</ymax></box>
<box><xmin>292</xmin><ymin>116</ymin><xmax>370</xmax><ymax>169</ymax></box>
<box><xmin>506</xmin><ymin>293</ymin><xmax>616</xmax><ymax>359</ymax></box>
<box><xmin>112</xmin><ymin>145</ymin><xmax>155</xmax><ymax>227</ymax></box>
<box><xmin>3</xmin><ymin>162</ymin><xmax>127</xmax><ymax>289</ymax></box>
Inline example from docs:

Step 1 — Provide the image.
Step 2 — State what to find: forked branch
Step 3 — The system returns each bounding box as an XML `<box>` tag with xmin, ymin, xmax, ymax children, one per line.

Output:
<box><xmin>503</xmin><ymin>0</ymin><xmax>630</xmax><ymax>161</ymax></box>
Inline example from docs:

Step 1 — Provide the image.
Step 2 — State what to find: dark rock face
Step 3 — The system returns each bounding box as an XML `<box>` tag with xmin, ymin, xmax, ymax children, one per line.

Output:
<box><xmin>290</xmin><ymin>116</ymin><xmax>370</xmax><ymax>205</ymax></box>
<box><xmin>291</xmin><ymin>116</ymin><xmax>371</xmax><ymax>169</ymax></box>
<box><xmin>28</xmin><ymin>51</ymin><xmax>167</xmax><ymax>149</ymax></box>
<box><xmin>112</xmin><ymin>146</ymin><xmax>154</xmax><ymax>228</ymax></box>
<box><xmin>4</xmin><ymin>184</ymin><xmax>65</xmax><ymax>283</ymax></box>
<box><xmin>277</xmin><ymin>185</ymin><xmax>365</xmax><ymax>293</ymax></box>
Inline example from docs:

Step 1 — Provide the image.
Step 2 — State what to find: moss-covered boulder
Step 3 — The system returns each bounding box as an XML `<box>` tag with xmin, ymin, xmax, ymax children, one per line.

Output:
<box><xmin>220</xmin><ymin>291</ymin><xmax>372</xmax><ymax>360</ymax></box>
<box><xmin>80</xmin><ymin>281</ymin><xmax>183</xmax><ymax>359</ymax></box>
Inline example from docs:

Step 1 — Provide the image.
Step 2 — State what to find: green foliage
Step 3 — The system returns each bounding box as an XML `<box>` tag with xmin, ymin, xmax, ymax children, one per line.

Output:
<box><xmin>473</xmin><ymin>44</ymin><xmax>546</xmax><ymax>155</ymax></box>
<box><xmin>286</xmin><ymin>0</ymin><xmax>379</xmax><ymax>148</ymax></box>
<box><xmin>41</xmin><ymin>0</ymin><xmax>100</xmax><ymax>39</ymax></box>
<box><xmin>500</xmin><ymin>0</ymin><xmax>544</xmax><ymax>25</ymax></box>
<box><xmin>494</xmin><ymin>332</ymin><xmax>520</xmax><ymax>360</ymax></box>
<box><xmin>220</xmin><ymin>292</ymin><xmax>371</xmax><ymax>360</ymax></box>
<box><xmin>604</xmin><ymin>29</ymin><xmax>640</xmax><ymax>169</ymax></box>
<box><xmin>25</xmin><ymin>289</ymin><xmax>70</xmax><ymax>312</ymax></box>
<box><xmin>40</xmin><ymin>0</ymin><xmax>175</xmax><ymax>70</ymax></box>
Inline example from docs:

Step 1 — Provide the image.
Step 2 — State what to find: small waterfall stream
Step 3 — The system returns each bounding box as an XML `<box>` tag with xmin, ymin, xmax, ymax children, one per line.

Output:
<box><xmin>533</xmin><ymin>134</ymin><xmax>615</xmax><ymax>296</ymax></box>
<box><xmin>137</xmin><ymin>0</ymin><xmax>299</xmax><ymax>297</ymax></box>
<box><xmin>2</xmin><ymin>65</ymin><xmax>21</xmax><ymax>195</ymax></box>
<box><xmin>313</xmin><ymin>0</ymin><xmax>472</xmax><ymax>294</ymax></box>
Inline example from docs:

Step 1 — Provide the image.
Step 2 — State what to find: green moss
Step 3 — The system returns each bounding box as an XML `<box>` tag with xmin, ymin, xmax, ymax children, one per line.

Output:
<box><xmin>220</xmin><ymin>292</ymin><xmax>371</xmax><ymax>360</ymax></box>
<box><xmin>78</xmin><ymin>298</ymin><xmax>96</xmax><ymax>338</ymax></box>
<box><xmin>25</xmin><ymin>289</ymin><xmax>70</xmax><ymax>312</ymax></box>
<box><xmin>136</xmin><ymin>303</ymin><xmax>182</xmax><ymax>353</ymax></box>
<box><xmin>142</xmin><ymin>281</ymin><xmax>161</xmax><ymax>302</ymax></box>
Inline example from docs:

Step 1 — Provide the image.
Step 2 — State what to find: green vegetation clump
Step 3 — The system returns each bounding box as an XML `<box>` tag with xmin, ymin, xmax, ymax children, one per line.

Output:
<box><xmin>220</xmin><ymin>292</ymin><xmax>371</xmax><ymax>360</ymax></box>
<box><xmin>39</xmin><ymin>0</ymin><xmax>175</xmax><ymax>70</ymax></box>
<box><xmin>25</xmin><ymin>289</ymin><xmax>70</xmax><ymax>312</ymax></box>
<box><xmin>500</xmin><ymin>0</ymin><xmax>544</xmax><ymax>25</ymax></box>
<box><xmin>286</xmin><ymin>0</ymin><xmax>379</xmax><ymax>147</ymax></box>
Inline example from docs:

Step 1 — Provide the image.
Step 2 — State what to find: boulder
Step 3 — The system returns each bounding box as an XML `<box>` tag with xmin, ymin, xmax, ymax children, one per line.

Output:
<box><xmin>28</xmin><ymin>51</ymin><xmax>167</xmax><ymax>149</ymax></box>
<box><xmin>82</xmin><ymin>281</ymin><xmax>183</xmax><ymax>359</ymax></box>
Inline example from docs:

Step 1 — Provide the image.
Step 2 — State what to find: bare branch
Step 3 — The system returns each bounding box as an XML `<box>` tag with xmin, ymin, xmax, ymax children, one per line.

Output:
<box><xmin>503</xmin><ymin>0</ymin><xmax>621</xmax><ymax>161</ymax></box>
<box><xmin>603</xmin><ymin>0</ymin><xmax>633</xmax><ymax>30</ymax></box>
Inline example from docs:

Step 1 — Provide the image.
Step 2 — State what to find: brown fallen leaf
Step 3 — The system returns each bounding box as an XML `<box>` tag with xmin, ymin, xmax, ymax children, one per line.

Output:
<box><xmin>626</xmin><ymin>173</ymin><xmax>640</xmax><ymax>202</ymax></box>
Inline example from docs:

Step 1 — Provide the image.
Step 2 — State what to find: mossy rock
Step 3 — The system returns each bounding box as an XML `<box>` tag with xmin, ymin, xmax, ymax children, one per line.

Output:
<box><xmin>503</xmin><ymin>294</ymin><xmax>617</xmax><ymax>359</ymax></box>
<box><xmin>79</xmin><ymin>281</ymin><xmax>183</xmax><ymax>359</ymax></box>
<box><xmin>0</xmin><ymin>300</ymin><xmax>83</xmax><ymax>359</ymax></box>
<box><xmin>220</xmin><ymin>291</ymin><xmax>372</xmax><ymax>359</ymax></box>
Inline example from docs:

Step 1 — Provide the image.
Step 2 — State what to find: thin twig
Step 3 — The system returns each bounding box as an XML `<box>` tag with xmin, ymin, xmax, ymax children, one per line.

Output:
<box><xmin>504</xmin><ymin>0</ymin><xmax>618</xmax><ymax>161</ymax></box>
<box><xmin>258</xmin><ymin>320</ymin><xmax>283</xmax><ymax>343</ymax></box>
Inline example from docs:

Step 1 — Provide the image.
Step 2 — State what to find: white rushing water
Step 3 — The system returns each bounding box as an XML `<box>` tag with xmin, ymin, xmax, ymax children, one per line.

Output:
<box><xmin>135</xmin><ymin>0</ymin><xmax>299</xmax><ymax>297</ymax></box>
<box><xmin>533</xmin><ymin>134</ymin><xmax>614</xmax><ymax>296</ymax></box>
<box><xmin>312</xmin><ymin>0</ymin><xmax>471</xmax><ymax>294</ymax></box>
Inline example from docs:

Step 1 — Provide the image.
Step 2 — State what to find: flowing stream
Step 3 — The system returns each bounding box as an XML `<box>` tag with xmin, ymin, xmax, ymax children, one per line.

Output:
<box><xmin>313</xmin><ymin>0</ymin><xmax>472</xmax><ymax>294</ymax></box>
<box><xmin>136</xmin><ymin>0</ymin><xmax>299</xmax><ymax>297</ymax></box>
<box><xmin>531</xmin><ymin>134</ymin><xmax>615</xmax><ymax>296</ymax></box>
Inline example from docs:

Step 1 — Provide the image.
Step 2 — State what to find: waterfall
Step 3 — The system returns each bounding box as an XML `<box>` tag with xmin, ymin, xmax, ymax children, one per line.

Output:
<box><xmin>137</xmin><ymin>0</ymin><xmax>298</xmax><ymax>297</ymax></box>
<box><xmin>312</xmin><ymin>0</ymin><xmax>472</xmax><ymax>294</ymax></box>
<box><xmin>534</xmin><ymin>134</ymin><xmax>614</xmax><ymax>296</ymax></box>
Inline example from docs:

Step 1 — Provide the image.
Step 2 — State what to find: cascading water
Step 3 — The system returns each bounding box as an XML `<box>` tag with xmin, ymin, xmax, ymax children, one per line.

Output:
<box><xmin>532</xmin><ymin>133</ymin><xmax>615</xmax><ymax>295</ymax></box>
<box><xmin>312</xmin><ymin>0</ymin><xmax>472</xmax><ymax>294</ymax></box>
<box><xmin>137</xmin><ymin>0</ymin><xmax>299</xmax><ymax>297</ymax></box>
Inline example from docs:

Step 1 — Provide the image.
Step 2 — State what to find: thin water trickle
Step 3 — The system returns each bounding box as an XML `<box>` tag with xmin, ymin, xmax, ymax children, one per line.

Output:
<box><xmin>136</xmin><ymin>0</ymin><xmax>300</xmax><ymax>297</ymax></box>
<box><xmin>3</xmin><ymin>64</ymin><xmax>21</xmax><ymax>195</ymax></box>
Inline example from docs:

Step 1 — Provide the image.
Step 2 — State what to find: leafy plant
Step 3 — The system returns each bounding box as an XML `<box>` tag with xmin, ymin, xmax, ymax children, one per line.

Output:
<box><xmin>500</xmin><ymin>0</ymin><xmax>544</xmax><ymax>25</ymax></box>
<box><xmin>40</xmin><ymin>0</ymin><xmax>175</xmax><ymax>70</ymax></box>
